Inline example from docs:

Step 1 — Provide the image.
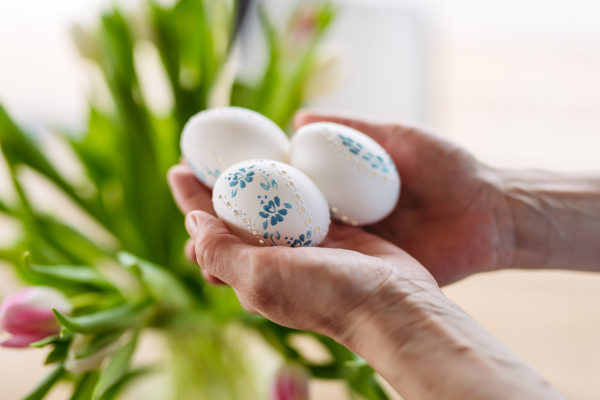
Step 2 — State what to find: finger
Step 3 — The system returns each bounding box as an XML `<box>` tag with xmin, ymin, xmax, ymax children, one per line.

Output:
<box><xmin>234</xmin><ymin>288</ymin><xmax>260</xmax><ymax>314</ymax></box>
<box><xmin>185</xmin><ymin>238</ymin><xmax>228</xmax><ymax>285</ymax></box>
<box><xmin>168</xmin><ymin>164</ymin><xmax>216</xmax><ymax>216</ymax></box>
<box><xmin>202</xmin><ymin>270</ymin><xmax>228</xmax><ymax>285</ymax></box>
<box><xmin>294</xmin><ymin>109</ymin><xmax>398</xmax><ymax>147</ymax></box>
<box><xmin>185</xmin><ymin>210</ymin><xmax>252</xmax><ymax>288</ymax></box>
<box><xmin>320</xmin><ymin>223</ymin><xmax>408</xmax><ymax>258</ymax></box>
<box><xmin>184</xmin><ymin>238</ymin><xmax>196</xmax><ymax>263</ymax></box>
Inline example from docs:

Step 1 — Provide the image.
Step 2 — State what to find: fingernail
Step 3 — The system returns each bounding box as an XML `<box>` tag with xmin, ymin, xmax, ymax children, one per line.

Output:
<box><xmin>185</xmin><ymin>212</ymin><xmax>199</xmax><ymax>237</ymax></box>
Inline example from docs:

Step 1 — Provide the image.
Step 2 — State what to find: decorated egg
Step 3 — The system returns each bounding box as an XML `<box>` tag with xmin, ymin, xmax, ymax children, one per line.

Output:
<box><xmin>290</xmin><ymin>122</ymin><xmax>400</xmax><ymax>226</ymax></box>
<box><xmin>212</xmin><ymin>160</ymin><xmax>330</xmax><ymax>247</ymax></box>
<box><xmin>181</xmin><ymin>107</ymin><xmax>290</xmax><ymax>188</ymax></box>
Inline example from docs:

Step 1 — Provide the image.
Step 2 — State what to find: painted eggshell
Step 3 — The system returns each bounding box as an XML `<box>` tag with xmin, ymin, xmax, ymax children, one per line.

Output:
<box><xmin>181</xmin><ymin>107</ymin><xmax>290</xmax><ymax>188</ymax></box>
<box><xmin>212</xmin><ymin>160</ymin><xmax>330</xmax><ymax>247</ymax></box>
<box><xmin>290</xmin><ymin>122</ymin><xmax>400</xmax><ymax>226</ymax></box>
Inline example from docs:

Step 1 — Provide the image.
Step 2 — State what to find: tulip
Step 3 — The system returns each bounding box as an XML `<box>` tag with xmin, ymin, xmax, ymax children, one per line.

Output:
<box><xmin>272</xmin><ymin>364</ymin><xmax>310</xmax><ymax>400</ymax></box>
<box><xmin>0</xmin><ymin>287</ymin><xmax>72</xmax><ymax>348</ymax></box>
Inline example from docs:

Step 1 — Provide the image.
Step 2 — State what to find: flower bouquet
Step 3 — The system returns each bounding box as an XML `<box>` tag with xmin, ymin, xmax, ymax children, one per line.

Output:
<box><xmin>0</xmin><ymin>0</ymin><xmax>391</xmax><ymax>399</ymax></box>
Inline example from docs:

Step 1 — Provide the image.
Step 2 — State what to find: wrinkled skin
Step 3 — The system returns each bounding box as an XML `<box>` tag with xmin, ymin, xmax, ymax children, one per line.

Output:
<box><xmin>293</xmin><ymin>111</ymin><xmax>515</xmax><ymax>286</ymax></box>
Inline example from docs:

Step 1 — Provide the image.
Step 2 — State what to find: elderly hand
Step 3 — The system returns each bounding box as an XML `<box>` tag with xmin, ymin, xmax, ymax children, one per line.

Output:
<box><xmin>167</xmin><ymin>153</ymin><xmax>567</xmax><ymax>400</ymax></box>
<box><xmin>294</xmin><ymin>110</ymin><xmax>516</xmax><ymax>285</ymax></box>
<box><xmin>168</xmin><ymin>161</ymin><xmax>438</xmax><ymax>337</ymax></box>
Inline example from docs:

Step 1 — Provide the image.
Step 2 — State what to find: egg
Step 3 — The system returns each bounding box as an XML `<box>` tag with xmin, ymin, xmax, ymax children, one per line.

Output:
<box><xmin>212</xmin><ymin>159</ymin><xmax>330</xmax><ymax>247</ymax></box>
<box><xmin>290</xmin><ymin>122</ymin><xmax>400</xmax><ymax>226</ymax></box>
<box><xmin>181</xmin><ymin>107</ymin><xmax>290</xmax><ymax>188</ymax></box>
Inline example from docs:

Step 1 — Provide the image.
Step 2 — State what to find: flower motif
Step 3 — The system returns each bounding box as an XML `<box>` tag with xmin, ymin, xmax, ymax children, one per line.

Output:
<box><xmin>338</xmin><ymin>134</ymin><xmax>395</xmax><ymax>173</ymax></box>
<box><xmin>262</xmin><ymin>230</ymin><xmax>282</xmax><ymax>246</ymax></box>
<box><xmin>259</xmin><ymin>196</ymin><xmax>292</xmax><ymax>229</ymax></box>
<box><xmin>361</xmin><ymin>152</ymin><xmax>391</xmax><ymax>173</ymax></box>
<box><xmin>339</xmin><ymin>134</ymin><xmax>362</xmax><ymax>155</ymax></box>
<box><xmin>0</xmin><ymin>287</ymin><xmax>72</xmax><ymax>348</ymax></box>
<box><xmin>226</xmin><ymin>166</ymin><xmax>255</xmax><ymax>197</ymax></box>
<box><xmin>289</xmin><ymin>230</ymin><xmax>313</xmax><ymax>248</ymax></box>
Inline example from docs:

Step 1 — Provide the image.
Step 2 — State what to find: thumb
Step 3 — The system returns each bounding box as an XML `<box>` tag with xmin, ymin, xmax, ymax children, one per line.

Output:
<box><xmin>294</xmin><ymin>109</ymin><xmax>398</xmax><ymax>147</ymax></box>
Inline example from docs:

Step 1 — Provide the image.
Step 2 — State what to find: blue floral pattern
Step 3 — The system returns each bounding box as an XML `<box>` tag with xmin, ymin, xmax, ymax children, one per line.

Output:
<box><xmin>287</xmin><ymin>230</ymin><xmax>313</xmax><ymax>247</ymax></box>
<box><xmin>258</xmin><ymin>196</ymin><xmax>292</xmax><ymax>229</ymax></box>
<box><xmin>338</xmin><ymin>134</ymin><xmax>395</xmax><ymax>173</ymax></box>
<box><xmin>225</xmin><ymin>166</ymin><xmax>255</xmax><ymax>197</ymax></box>
<box><xmin>263</xmin><ymin>230</ymin><xmax>282</xmax><ymax>246</ymax></box>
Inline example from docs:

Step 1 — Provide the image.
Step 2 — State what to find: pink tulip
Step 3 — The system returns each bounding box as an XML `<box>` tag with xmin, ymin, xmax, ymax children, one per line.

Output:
<box><xmin>0</xmin><ymin>287</ymin><xmax>72</xmax><ymax>348</ymax></box>
<box><xmin>272</xmin><ymin>364</ymin><xmax>310</xmax><ymax>400</ymax></box>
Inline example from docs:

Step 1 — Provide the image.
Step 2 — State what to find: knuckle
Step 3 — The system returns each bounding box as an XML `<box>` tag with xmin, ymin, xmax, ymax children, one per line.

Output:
<box><xmin>194</xmin><ymin>232</ymin><xmax>219</xmax><ymax>271</ymax></box>
<box><xmin>244</xmin><ymin>248</ymin><xmax>288</xmax><ymax>311</ymax></box>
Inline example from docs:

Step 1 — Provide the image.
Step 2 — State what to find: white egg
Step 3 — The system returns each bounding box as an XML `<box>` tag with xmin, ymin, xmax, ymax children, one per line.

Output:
<box><xmin>290</xmin><ymin>122</ymin><xmax>400</xmax><ymax>226</ymax></box>
<box><xmin>212</xmin><ymin>160</ymin><xmax>330</xmax><ymax>247</ymax></box>
<box><xmin>181</xmin><ymin>107</ymin><xmax>290</xmax><ymax>188</ymax></box>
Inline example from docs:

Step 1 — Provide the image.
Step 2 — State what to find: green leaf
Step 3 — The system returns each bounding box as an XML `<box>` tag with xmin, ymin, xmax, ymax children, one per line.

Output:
<box><xmin>31</xmin><ymin>335</ymin><xmax>62</xmax><ymax>349</ymax></box>
<box><xmin>53</xmin><ymin>299</ymin><xmax>154</xmax><ymax>334</ymax></box>
<box><xmin>70</xmin><ymin>371</ymin><xmax>100</xmax><ymax>400</ymax></box>
<box><xmin>97</xmin><ymin>367</ymin><xmax>154</xmax><ymax>400</ymax></box>
<box><xmin>347</xmin><ymin>365</ymin><xmax>390</xmax><ymax>400</ymax></box>
<box><xmin>118</xmin><ymin>252</ymin><xmax>193</xmax><ymax>309</ymax></box>
<box><xmin>0</xmin><ymin>104</ymin><xmax>68</xmax><ymax>195</ymax></box>
<box><xmin>0</xmin><ymin>103</ymin><xmax>105</xmax><ymax>225</ymax></box>
<box><xmin>25</xmin><ymin>256</ymin><xmax>114</xmax><ymax>290</ymax></box>
<box><xmin>45</xmin><ymin>340</ymin><xmax>71</xmax><ymax>365</ymax></box>
<box><xmin>15</xmin><ymin>254</ymin><xmax>114</xmax><ymax>296</ymax></box>
<box><xmin>75</xmin><ymin>330</ymin><xmax>125</xmax><ymax>359</ymax></box>
<box><xmin>21</xmin><ymin>365</ymin><xmax>65</xmax><ymax>400</ymax></box>
<box><xmin>0</xmin><ymin>197</ymin><xmax>11</xmax><ymax>214</ymax></box>
<box><xmin>93</xmin><ymin>331</ymin><xmax>139</xmax><ymax>400</ymax></box>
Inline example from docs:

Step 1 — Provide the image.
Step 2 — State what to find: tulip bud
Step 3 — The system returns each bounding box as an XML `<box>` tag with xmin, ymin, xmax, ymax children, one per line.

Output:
<box><xmin>0</xmin><ymin>287</ymin><xmax>72</xmax><ymax>348</ymax></box>
<box><xmin>271</xmin><ymin>364</ymin><xmax>310</xmax><ymax>400</ymax></box>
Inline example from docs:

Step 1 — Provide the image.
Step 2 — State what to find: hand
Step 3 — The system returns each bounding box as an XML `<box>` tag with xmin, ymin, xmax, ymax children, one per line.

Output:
<box><xmin>168</xmin><ymin>163</ymin><xmax>567</xmax><ymax>400</ymax></box>
<box><xmin>168</xmin><ymin>163</ymin><xmax>439</xmax><ymax>339</ymax></box>
<box><xmin>294</xmin><ymin>110</ymin><xmax>514</xmax><ymax>286</ymax></box>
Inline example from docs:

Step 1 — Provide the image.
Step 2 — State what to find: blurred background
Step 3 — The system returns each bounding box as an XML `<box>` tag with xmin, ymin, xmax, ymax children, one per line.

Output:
<box><xmin>1</xmin><ymin>0</ymin><xmax>599</xmax><ymax>399</ymax></box>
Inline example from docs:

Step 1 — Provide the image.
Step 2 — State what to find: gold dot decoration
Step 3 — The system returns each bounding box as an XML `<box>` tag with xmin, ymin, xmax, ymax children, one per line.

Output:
<box><xmin>300</xmin><ymin>207</ymin><xmax>306</xmax><ymax>213</ymax></box>
<box><xmin>371</xmin><ymin>172</ymin><xmax>377</xmax><ymax>177</ymax></box>
<box><xmin>251</xmin><ymin>230</ymin><xmax>257</xmax><ymax>235</ymax></box>
<box><xmin>218</xmin><ymin>194</ymin><xmax>223</xmax><ymax>200</ymax></box>
<box><xmin>307</xmin><ymin>218</ymin><xmax>312</xmax><ymax>224</ymax></box>
<box><xmin>217</xmin><ymin>157</ymin><xmax>223</xmax><ymax>163</ymax></box>
<box><xmin>346</xmin><ymin>155</ymin><xmax>353</xmax><ymax>161</ymax></box>
<box><xmin>294</xmin><ymin>194</ymin><xmax>301</xmax><ymax>200</ymax></box>
<box><xmin>287</xmin><ymin>181</ymin><xmax>295</xmax><ymax>187</ymax></box>
<box><xmin>243</xmin><ymin>218</ymin><xmax>250</xmax><ymax>225</ymax></box>
<box><xmin>226</xmin><ymin>202</ymin><xmax>231</xmax><ymax>208</ymax></box>
<box><xmin>341</xmin><ymin>216</ymin><xmax>349</xmax><ymax>222</ymax></box>
<box><xmin>205</xmin><ymin>151</ymin><xmax>211</xmax><ymax>157</ymax></box>
<box><xmin>315</xmin><ymin>226</ymin><xmax>321</xmax><ymax>232</ymax></box>
<box><xmin>359</xmin><ymin>164</ymin><xmax>365</xmax><ymax>170</ymax></box>
<box><xmin>331</xmin><ymin>207</ymin><xmax>338</xmax><ymax>213</ymax></box>
<box><xmin>234</xmin><ymin>210</ymin><xmax>241</xmax><ymax>217</ymax></box>
<box><xmin>259</xmin><ymin>240</ymin><xmax>265</xmax><ymax>244</ymax></box>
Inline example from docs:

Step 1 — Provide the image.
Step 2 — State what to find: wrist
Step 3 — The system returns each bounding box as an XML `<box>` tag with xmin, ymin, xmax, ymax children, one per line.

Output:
<box><xmin>496</xmin><ymin>168</ymin><xmax>600</xmax><ymax>270</ymax></box>
<box><xmin>340</xmin><ymin>272</ymin><xmax>568</xmax><ymax>400</ymax></box>
<box><xmin>339</xmin><ymin>272</ymin><xmax>453</xmax><ymax>369</ymax></box>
